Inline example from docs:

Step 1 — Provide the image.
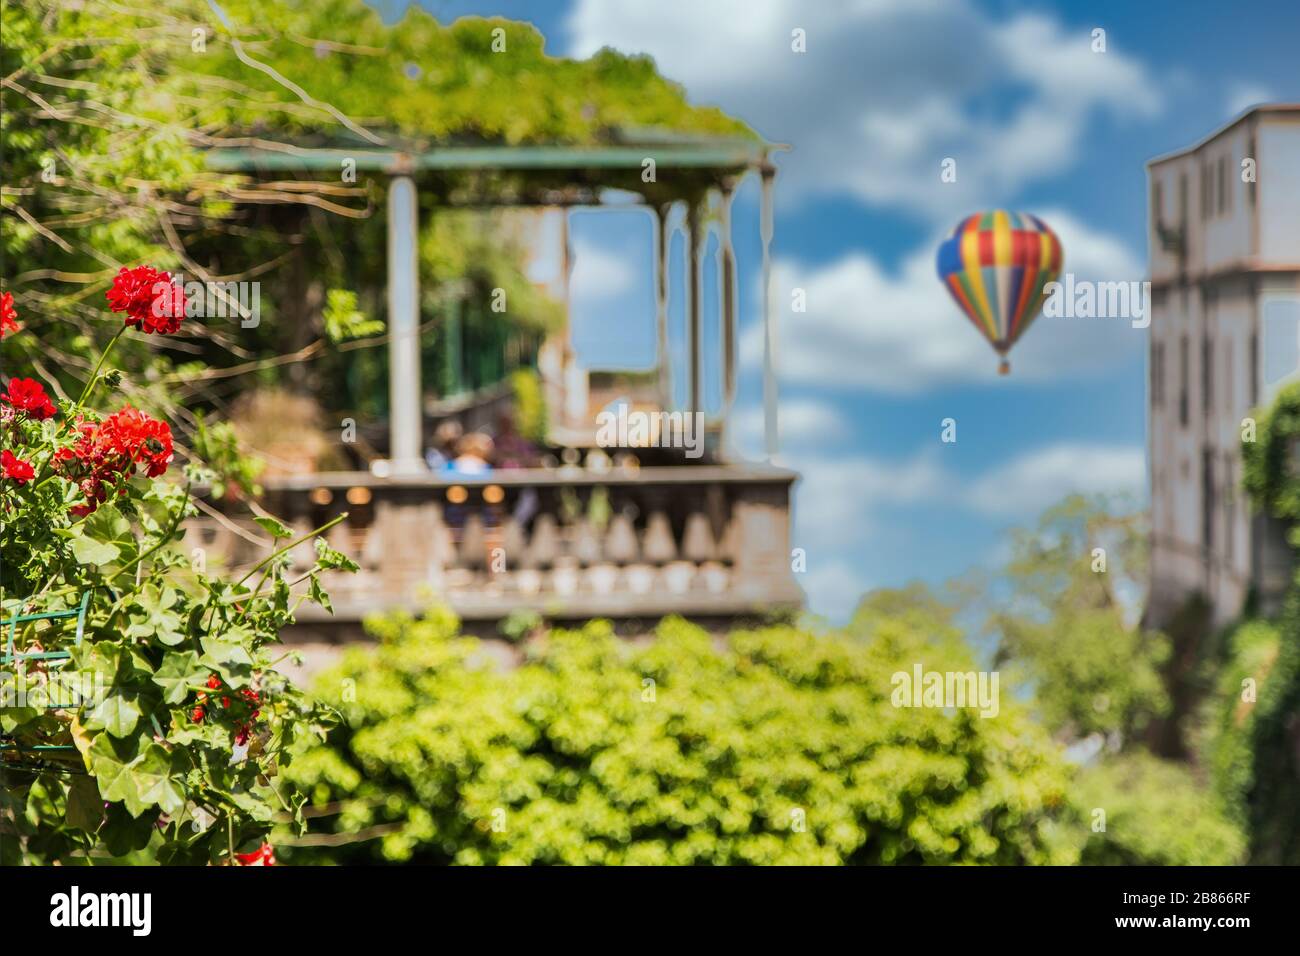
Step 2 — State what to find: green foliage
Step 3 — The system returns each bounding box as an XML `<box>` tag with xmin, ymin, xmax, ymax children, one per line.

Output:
<box><xmin>509</xmin><ymin>368</ymin><xmax>547</xmax><ymax>444</ymax></box>
<box><xmin>0</xmin><ymin>327</ymin><xmax>351</xmax><ymax>865</ymax></box>
<box><xmin>986</xmin><ymin>495</ymin><xmax>1170</xmax><ymax>740</ymax></box>
<box><xmin>1194</xmin><ymin>619</ymin><xmax>1280</xmax><ymax>831</ymax></box>
<box><xmin>4</xmin><ymin>0</ymin><xmax>746</xmax><ymax>436</ymax></box>
<box><xmin>189</xmin><ymin>413</ymin><xmax>265</xmax><ymax>501</ymax></box>
<box><xmin>285</xmin><ymin>608</ymin><xmax>1077</xmax><ymax>865</ymax></box>
<box><xmin>322</xmin><ymin>289</ymin><xmax>384</xmax><ymax>344</ymax></box>
<box><xmin>1236</xmin><ymin>381</ymin><xmax>1300</xmax><ymax>863</ymax></box>
<box><xmin>185</xmin><ymin>1</ymin><xmax>753</xmax><ymax>146</ymax></box>
<box><xmin>1071</xmin><ymin>752</ymin><xmax>1245</xmax><ymax>865</ymax></box>
<box><xmin>1242</xmin><ymin>380</ymin><xmax>1300</xmax><ymax>530</ymax></box>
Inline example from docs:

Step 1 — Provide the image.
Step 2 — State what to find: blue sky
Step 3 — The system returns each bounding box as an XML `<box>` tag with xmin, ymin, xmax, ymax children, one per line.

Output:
<box><xmin>374</xmin><ymin>0</ymin><xmax>1300</xmax><ymax>619</ymax></box>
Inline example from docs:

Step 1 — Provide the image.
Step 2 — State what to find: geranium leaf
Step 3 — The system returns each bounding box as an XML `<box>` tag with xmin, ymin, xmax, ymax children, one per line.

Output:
<box><xmin>86</xmin><ymin>691</ymin><xmax>141</xmax><ymax>738</ymax></box>
<box><xmin>254</xmin><ymin>515</ymin><xmax>294</xmax><ymax>539</ymax></box>
<box><xmin>71</xmin><ymin>535</ymin><xmax>121</xmax><ymax>566</ymax></box>
<box><xmin>65</xmin><ymin>775</ymin><xmax>104</xmax><ymax>832</ymax></box>
<box><xmin>152</xmin><ymin>650</ymin><xmax>203</xmax><ymax>704</ymax></box>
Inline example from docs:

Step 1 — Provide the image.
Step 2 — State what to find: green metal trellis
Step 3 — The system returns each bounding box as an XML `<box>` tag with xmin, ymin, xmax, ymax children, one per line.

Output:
<box><xmin>0</xmin><ymin>591</ymin><xmax>93</xmax><ymax>769</ymax></box>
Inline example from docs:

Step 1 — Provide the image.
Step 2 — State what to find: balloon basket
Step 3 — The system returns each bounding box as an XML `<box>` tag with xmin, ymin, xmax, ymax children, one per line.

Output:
<box><xmin>998</xmin><ymin>359</ymin><xmax>1010</xmax><ymax>376</ymax></box>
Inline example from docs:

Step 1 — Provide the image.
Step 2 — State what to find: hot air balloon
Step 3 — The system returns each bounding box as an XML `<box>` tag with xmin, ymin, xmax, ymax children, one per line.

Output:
<box><xmin>936</xmin><ymin>210</ymin><xmax>1062</xmax><ymax>375</ymax></box>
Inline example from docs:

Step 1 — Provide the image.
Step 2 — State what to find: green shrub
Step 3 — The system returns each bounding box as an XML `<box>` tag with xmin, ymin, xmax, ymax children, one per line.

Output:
<box><xmin>283</xmin><ymin>608</ymin><xmax>1078</xmax><ymax>865</ymax></box>
<box><xmin>1071</xmin><ymin>752</ymin><xmax>1245</xmax><ymax>865</ymax></box>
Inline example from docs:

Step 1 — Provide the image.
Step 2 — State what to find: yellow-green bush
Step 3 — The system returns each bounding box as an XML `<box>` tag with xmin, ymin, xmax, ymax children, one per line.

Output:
<box><xmin>283</xmin><ymin>608</ymin><xmax>1079</xmax><ymax>865</ymax></box>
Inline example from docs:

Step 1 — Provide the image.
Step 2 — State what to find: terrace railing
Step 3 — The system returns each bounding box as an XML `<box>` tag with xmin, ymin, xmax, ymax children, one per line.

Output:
<box><xmin>188</xmin><ymin>463</ymin><xmax>802</xmax><ymax>624</ymax></box>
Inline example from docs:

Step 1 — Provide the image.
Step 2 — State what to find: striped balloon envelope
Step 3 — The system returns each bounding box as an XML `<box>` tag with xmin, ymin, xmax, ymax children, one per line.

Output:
<box><xmin>936</xmin><ymin>211</ymin><xmax>1063</xmax><ymax>375</ymax></box>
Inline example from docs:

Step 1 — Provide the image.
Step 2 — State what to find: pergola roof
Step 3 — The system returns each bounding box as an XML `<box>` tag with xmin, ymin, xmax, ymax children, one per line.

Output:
<box><xmin>204</xmin><ymin>128</ymin><xmax>781</xmax><ymax>176</ymax></box>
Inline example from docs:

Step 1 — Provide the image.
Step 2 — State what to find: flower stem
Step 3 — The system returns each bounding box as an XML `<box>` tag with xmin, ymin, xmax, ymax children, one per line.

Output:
<box><xmin>73</xmin><ymin>326</ymin><xmax>125</xmax><ymax>411</ymax></box>
<box><xmin>235</xmin><ymin>513</ymin><xmax>349</xmax><ymax>589</ymax></box>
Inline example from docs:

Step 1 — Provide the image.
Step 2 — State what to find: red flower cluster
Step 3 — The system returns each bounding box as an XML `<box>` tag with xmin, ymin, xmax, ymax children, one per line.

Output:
<box><xmin>105</xmin><ymin>266</ymin><xmax>184</xmax><ymax>335</ymax></box>
<box><xmin>0</xmin><ymin>291</ymin><xmax>20</xmax><ymax>339</ymax></box>
<box><xmin>235</xmin><ymin>842</ymin><xmax>276</xmax><ymax>866</ymax></box>
<box><xmin>1</xmin><ymin>449</ymin><xmax>35</xmax><ymax>485</ymax></box>
<box><xmin>2</xmin><ymin>377</ymin><xmax>57</xmax><ymax>420</ymax></box>
<box><xmin>192</xmin><ymin>676</ymin><xmax>261</xmax><ymax>746</ymax></box>
<box><xmin>54</xmin><ymin>405</ymin><xmax>173</xmax><ymax>515</ymax></box>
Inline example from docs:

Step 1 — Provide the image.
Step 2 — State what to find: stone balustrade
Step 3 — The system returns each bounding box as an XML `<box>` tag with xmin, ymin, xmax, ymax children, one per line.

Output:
<box><xmin>187</xmin><ymin>464</ymin><xmax>803</xmax><ymax>623</ymax></box>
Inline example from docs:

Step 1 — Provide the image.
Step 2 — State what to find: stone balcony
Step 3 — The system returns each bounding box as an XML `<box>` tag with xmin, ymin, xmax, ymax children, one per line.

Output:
<box><xmin>187</xmin><ymin>463</ymin><xmax>802</xmax><ymax>627</ymax></box>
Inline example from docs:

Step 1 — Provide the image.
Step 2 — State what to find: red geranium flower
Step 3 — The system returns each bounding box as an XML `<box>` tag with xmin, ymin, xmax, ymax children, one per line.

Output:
<box><xmin>235</xmin><ymin>842</ymin><xmax>276</xmax><ymax>866</ymax></box>
<box><xmin>0</xmin><ymin>291</ymin><xmax>20</xmax><ymax>339</ymax></box>
<box><xmin>106</xmin><ymin>266</ymin><xmax>184</xmax><ymax>335</ymax></box>
<box><xmin>2</xmin><ymin>377</ymin><xmax>57</xmax><ymax>420</ymax></box>
<box><xmin>1</xmin><ymin>449</ymin><xmax>35</xmax><ymax>485</ymax></box>
<box><xmin>53</xmin><ymin>405</ymin><xmax>173</xmax><ymax>514</ymax></box>
<box><xmin>103</xmin><ymin>405</ymin><xmax>174</xmax><ymax>477</ymax></box>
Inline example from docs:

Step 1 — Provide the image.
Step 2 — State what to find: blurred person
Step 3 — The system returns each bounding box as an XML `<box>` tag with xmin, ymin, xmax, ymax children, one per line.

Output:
<box><xmin>444</xmin><ymin>430</ymin><xmax>494</xmax><ymax>475</ymax></box>
<box><xmin>425</xmin><ymin>418</ymin><xmax>463</xmax><ymax>470</ymax></box>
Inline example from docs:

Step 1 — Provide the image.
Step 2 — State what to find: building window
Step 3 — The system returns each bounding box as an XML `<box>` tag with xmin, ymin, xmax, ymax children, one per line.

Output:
<box><xmin>1250</xmin><ymin>331</ymin><xmax>1259</xmax><ymax>407</ymax></box>
<box><xmin>1200</xmin><ymin>160</ymin><xmax>1211</xmax><ymax>220</ymax></box>
<box><xmin>1203</xmin><ymin>335</ymin><xmax>1214</xmax><ymax>415</ymax></box>
<box><xmin>1180</xmin><ymin>335</ymin><xmax>1190</xmax><ymax>426</ymax></box>
<box><xmin>1225</xmin><ymin>340</ymin><xmax>1234</xmax><ymax>413</ymax></box>
<box><xmin>1262</xmin><ymin>297</ymin><xmax>1300</xmax><ymax>393</ymax></box>
<box><xmin>1219</xmin><ymin>155</ymin><xmax>1230</xmax><ymax>215</ymax></box>
<box><xmin>1202</xmin><ymin>448</ymin><xmax>1216</xmax><ymax>551</ymax></box>
<box><xmin>1224</xmin><ymin>453</ymin><xmax>1235</xmax><ymax>563</ymax></box>
<box><xmin>1152</xmin><ymin>341</ymin><xmax>1165</xmax><ymax>408</ymax></box>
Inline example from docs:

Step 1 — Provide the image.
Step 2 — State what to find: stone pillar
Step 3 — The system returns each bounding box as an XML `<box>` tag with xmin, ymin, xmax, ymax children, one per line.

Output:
<box><xmin>760</xmin><ymin>166</ymin><xmax>779</xmax><ymax>461</ymax></box>
<box><xmin>687</xmin><ymin>200</ymin><xmax>704</xmax><ymax>417</ymax></box>
<box><xmin>387</xmin><ymin>175</ymin><xmax>424</xmax><ymax>473</ymax></box>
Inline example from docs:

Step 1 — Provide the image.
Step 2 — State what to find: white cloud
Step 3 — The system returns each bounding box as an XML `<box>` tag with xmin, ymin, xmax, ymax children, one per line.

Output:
<box><xmin>569</xmin><ymin>238</ymin><xmax>635</xmax><ymax>301</ymax></box>
<box><xmin>732</xmin><ymin>397</ymin><xmax>852</xmax><ymax>457</ymax></box>
<box><xmin>740</xmin><ymin>208</ymin><xmax>1146</xmax><ymax>394</ymax></box>
<box><xmin>965</xmin><ymin>443</ymin><xmax>1146</xmax><ymax>517</ymax></box>
<box><xmin>567</xmin><ymin>0</ymin><xmax>1162</xmax><ymax>218</ymax></box>
<box><xmin>783</xmin><ymin>440</ymin><xmax>1144</xmax><ymax>618</ymax></box>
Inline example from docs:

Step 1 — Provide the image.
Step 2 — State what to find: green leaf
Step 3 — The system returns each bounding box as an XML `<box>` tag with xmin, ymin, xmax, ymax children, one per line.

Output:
<box><xmin>84</xmin><ymin>502</ymin><xmax>131</xmax><ymax>541</ymax></box>
<box><xmin>65</xmin><ymin>775</ymin><xmax>104</xmax><ymax>832</ymax></box>
<box><xmin>88</xmin><ymin>733</ymin><xmax>144</xmax><ymax>817</ymax></box>
<box><xmin>200</xmin><ymin>628</ymin><xmax>255</xmax><ymax>686</ymax></box>
<box><xmin>135</xmin><ymin>745</ymin><xmax>186</xmax><ymax>816</ymax></box>
<box><xmin>101</xmin><ymin>802</ymin><xmax>157</xmax><ymax>857</ymax></box>
<box><xmin>315</xmin><ymin>536</ymin><xmax>360</xmax><ymax>573</ymax></box>
<box><xmin>86</xmin><ymin>691</ymin><xmax>142</xmax><ymax>739</ymax></box>
<box><xmin>127</xmin><ymin>584</ymin><xmax>188</xmax><ymax>646</ymax></box>
<box><xmin>307</xmin><ymin>574</ymin><xmax>333</xmax><ymax>613</ymax></box>
<box><xmin>152</xmin><ymin>650</ymin><xmax>203</xmax><ymax>704</ymax></box>
<box><xmin>88</xmin><ymin>733</ymin><xmax>184</xmax><ymax>818</ymax></box>
<box><xmin>71</xmin><ymin>535</ymin><xmax>121</xmax><ymax>566</ymax></box>
<box><xmin>254</xmin><ymin>515</ymin><xmax>294</xmax><ymax>539</ymax></box>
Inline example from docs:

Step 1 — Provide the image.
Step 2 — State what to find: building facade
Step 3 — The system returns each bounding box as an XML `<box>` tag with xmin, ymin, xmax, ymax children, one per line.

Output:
<box><xmin>1147</xmin><ymin>104</ymin><xmax>1300</xmax><ymax>628</ymax></box>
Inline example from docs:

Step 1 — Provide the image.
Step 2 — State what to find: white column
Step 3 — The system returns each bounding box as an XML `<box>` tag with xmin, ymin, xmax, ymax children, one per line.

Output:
<box><xmin>760</xmin><ymin>167</ymin><xmax>779</xmax><ymax>461</ymax></box>
<box><xmin>719</xmin><ymin>185</ymin><xmax>738</xmax><ymax>440</ymax></box>
<box><xmin>687</xmin><ymin>201</ymin><xmax>703</xmax><ymax>416</ymax></box>
<box><xmin>655</xmin><ymin>204</ymin><xmax>673</xmax><ymax>412</ymax></box>
<box><xmin>387</xmin><ymin>175</ymin><xmax>424</xmax><ymax>473</ymax></box>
